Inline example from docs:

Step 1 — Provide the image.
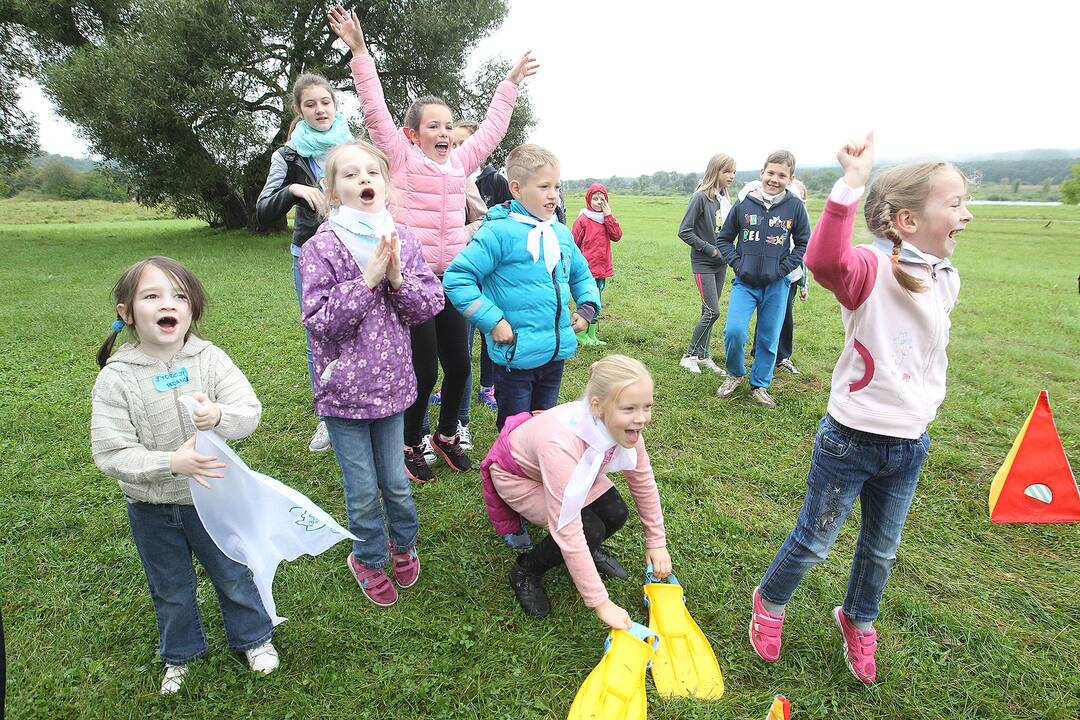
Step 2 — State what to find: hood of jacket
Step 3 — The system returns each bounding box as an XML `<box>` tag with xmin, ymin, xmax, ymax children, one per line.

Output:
<box><xmin>584</xmin><ymin>183</ymin><xmax>608</xmax><ymax>211</ymax></box>
<box><xmin>106</xmin><ymin>335</ymin><xmax>212</xmax><ymax>367</ymax></box>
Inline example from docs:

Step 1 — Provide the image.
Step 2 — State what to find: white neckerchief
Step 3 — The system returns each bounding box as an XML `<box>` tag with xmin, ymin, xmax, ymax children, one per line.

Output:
<box><xmin>579</xmin><ymin>208</ymin><xmax>606</xmax><ymax>224</ymax></box>
<box><xmin>329</xmin><ymin>206</ymin><xmax>396</xmax><ymax>269</ymax></box>
<box><xmin>508</xmin><ymin>211</ymin><xmax>561</xmax><ymax>274</ymax></box>
<box><xmin>413</xmin><ymin>145</ymin><xmax>452</xmax><ymax>174</ymax></box>
<box><xmin>553</xmin><ymin>401</ymin><xmax>638</xmax><ymax>531</ymax></box>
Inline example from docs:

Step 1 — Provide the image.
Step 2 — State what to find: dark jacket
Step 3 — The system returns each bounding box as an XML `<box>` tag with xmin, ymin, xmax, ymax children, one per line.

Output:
<box><xmin>475</xmin><ymin>167</ymin><xmax>512</xmax><ymax>208</ymax></box>
<box><xmin>678</xmin><ymin>190</ymin><xmax>730</xmax><ymax>273</ymax></box>
<box><xmin>716</xmin><ymin>190</ymin><xmax>811</xmax><ymax>287</ymax></box>
<box><xmin>256</xmin><ymin>146</ymin><xmax>323</xmax><ymax>247</ymax></box>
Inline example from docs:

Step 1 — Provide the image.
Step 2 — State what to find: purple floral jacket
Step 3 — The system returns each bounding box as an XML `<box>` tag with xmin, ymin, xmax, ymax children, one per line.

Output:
<box><xmin>299</xmin><ymin>222</ymin><xmax>444</xmax><ymax>420</ymax></box>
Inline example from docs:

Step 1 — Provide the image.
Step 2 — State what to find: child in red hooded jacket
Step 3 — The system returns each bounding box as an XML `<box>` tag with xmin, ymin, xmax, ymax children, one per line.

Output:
<box><xmin>571</xmin><ymin>183</ymin><xmax>622</xmax><ymax>346</ymax></box>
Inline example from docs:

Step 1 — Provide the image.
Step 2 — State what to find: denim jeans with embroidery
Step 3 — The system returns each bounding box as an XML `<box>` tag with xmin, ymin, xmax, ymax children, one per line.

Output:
<box><xmin>758</xmin><ymin>414</ymin><xmax>930</xmax><ymax>623</ymax></box>
<box><xmin>126</xmin><ymin>500</ymin><xmax>274</xmax><ymax>665</ymax></box>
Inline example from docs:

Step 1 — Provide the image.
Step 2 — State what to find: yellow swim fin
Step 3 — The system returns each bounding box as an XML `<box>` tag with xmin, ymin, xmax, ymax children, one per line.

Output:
<box><xmin>642</xmin><ymin>565</ymin><xmax>724</xmax><ymax>700</ymax></box>
<box><xmin>765</xmin><ymin>694</ymin><xmax>791</xmax><ymax>719</ymax></box>
<box><xmin>567</xmin><ymin>622</ymin><xmax>659</xmax><ymax>720</ymax></box>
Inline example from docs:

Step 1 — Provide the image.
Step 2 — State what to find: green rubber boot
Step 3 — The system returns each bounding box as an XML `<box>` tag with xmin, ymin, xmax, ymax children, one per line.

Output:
<box><xmin>576</xmin><ymin>329</ymin><xmax>594</xmax><ymax>346</ymax></box>
<box><xmin>588</xmin><ymin>323</ymin><xmax>607</xmax><ymax>346</ymax></box>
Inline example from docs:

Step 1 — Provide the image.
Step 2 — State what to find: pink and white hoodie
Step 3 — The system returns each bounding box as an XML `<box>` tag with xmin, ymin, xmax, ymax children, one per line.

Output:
<box><xmin>806</xmin><ymin>182</ymin><xmax>961</xmax><ymax>440</ymax></box>
<box><xmin>350</xmin><ymin>54</ymin><xmax>518</xmax><ymax>275</ymax></box>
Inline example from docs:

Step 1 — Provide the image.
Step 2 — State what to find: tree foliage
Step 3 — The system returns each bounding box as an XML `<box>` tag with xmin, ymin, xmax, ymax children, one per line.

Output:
<box><xmin>8</xmin><ymin>0</ymin><xmax>532</xmax><ymax>229</ymax></box>
<box><xmin>1060</xmin><ymin>162</ymin><xmax>1080</xmax><ymax>205</ymax></box>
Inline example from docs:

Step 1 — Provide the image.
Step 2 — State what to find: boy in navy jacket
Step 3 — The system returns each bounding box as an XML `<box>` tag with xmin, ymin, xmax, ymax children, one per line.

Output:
<box><xmin>715</xmin><ymin>151</ymin><xmax>811</xmax><ymax>406</ymax></box>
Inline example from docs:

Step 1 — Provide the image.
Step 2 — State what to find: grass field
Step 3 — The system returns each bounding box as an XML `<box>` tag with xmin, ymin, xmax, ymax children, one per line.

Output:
<box><xmin>1</xmin><ymin>195</ymin><xmax>1078</xmax><ymax>719</ymax></box>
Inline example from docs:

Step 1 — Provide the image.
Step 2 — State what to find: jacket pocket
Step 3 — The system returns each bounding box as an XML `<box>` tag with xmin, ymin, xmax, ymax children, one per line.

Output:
<box><xmin>488</xmin><ymin>332</ymin><xmax>517</xmax><ymax>368</ymax></box>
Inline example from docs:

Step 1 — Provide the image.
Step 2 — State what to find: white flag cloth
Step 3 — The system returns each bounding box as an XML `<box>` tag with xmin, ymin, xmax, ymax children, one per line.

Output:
<box><xmin>328</xmin><ymin>206</ymin><xmax>396</xmax><ymax>270</ymax></box>
<box><xmin>553</xmin><ymin>401</ymin><xmax>637</xmax><ymax>531</ymax></box>
<box><xmin>508</xmin><ymin>211</ymin><xmax>561</xmax><ymax>275</ymax></box>
<box><xmin>180</xmin><ymin>397</ymin><xmax>357</xmax><ymax>626</ymax></box>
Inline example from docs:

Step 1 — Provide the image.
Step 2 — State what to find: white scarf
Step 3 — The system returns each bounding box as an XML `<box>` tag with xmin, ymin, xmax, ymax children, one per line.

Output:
<box><xmin>329</xmin><ymin>205</ymin><xmax>396</xmax><ymax>269</ymax></box>
<box><xmin>554</xmin><ymin>401</ymin><xmax>638</xmax><ymax>531</ymax></box>
<box><xmin>508</xmin><ymin>211</ymin><xmax>561</xmax><ymax>275</ymax></box>
<box><xmin>579</xmin><ymin>208</ymin><xmax>606</xmax><ymax>224</ymax></box>
<box><xmin>413</xmin><ymin>145</ymin><xmax>453</xmax><ymax>174</ymax></box>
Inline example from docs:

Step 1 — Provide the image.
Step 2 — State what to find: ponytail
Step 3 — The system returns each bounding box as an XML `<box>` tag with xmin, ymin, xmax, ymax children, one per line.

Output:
<box><xmin>874</xmin><ymin>202</ymin><xmax>926</xmax><ymax>294</ymax></box>
<box><xmin>97</xmin><ymin>319</ymin><xmax>124</xmax><ymax>368</ymax></box>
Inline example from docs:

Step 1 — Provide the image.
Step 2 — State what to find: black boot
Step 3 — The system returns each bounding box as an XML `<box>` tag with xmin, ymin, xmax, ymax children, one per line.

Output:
<box><xmin>508</xmin><ymin>556</ymin><xmax>550</xmax><ymax>617</ymax></box>
<box><xmin>591</xmin><ymin>545</ymin><xmax>628</xmax><ymax>580</ymax></box>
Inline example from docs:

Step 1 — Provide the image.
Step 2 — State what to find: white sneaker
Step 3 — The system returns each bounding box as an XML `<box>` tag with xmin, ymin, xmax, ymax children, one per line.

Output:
<box><xmin>308</xmin><ymin>421</ymin><xmax>331</xmax><ymax>452</ymax></box>
<box><xmin>457</xmin><ymin>421</ymin><xmax>473</xmax><ymax>450</ymax></box>
<box><xmin>697</xmin><ymin>357</ymin><xmax>727</xmax><ymax>376</ymax></box>
<box><xmin>679</xmin><ymin>355</ymin><xmax>701</xmax><ymax>374</ymax></box>
<box><xmin>160</xmin><ymin>663</ymin><xmax>188</xmax><ymax>695</ymax></box>
<box><xmin>717</xmin><ymin>374</ymin><xmax>745</xmax><ymax>398</ymax></box>
<box><xmin>751</xmin><ymin>386</ymin><xmax>778</xmax><ymax>407</ymax></box>
<box><xmin>245</xmin><ymin>640</ymin><xmax>279</xmax><ymax>675</ymax></box>
<box><xmin>420</xmin><ymin>434</ymin><xmax>440</xmax><ymax>466</ymax></box>
<box><xmin>777</xmin><ymin>358</ymin><xmax>801</xmax><ymax>375</ymax></box>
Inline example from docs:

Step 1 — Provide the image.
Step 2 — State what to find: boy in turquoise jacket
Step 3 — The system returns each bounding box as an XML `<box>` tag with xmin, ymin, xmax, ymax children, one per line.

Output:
<box><xmin>443</xmin><ymin>144</ymin><xmax>600</xmax><ymax>429</ymax></box>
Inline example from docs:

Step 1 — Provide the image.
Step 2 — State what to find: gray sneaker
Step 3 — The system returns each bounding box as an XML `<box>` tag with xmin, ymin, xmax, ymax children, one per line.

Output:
<box><xmin>308</xmin><ymin>421</ymin><xmax>331</xmax><ymax>452</ymax></box>
<box><xmin>420</xmin><ymin>434</ymin><xmax>440</xmax><ymax>466</ymax></box>
<box><xmin>751</xmin><ymin>386</ymin><xmax>778</xmax><ymax>407</ymax></box>
<box><xmin>697</xmin><ymin>357</ymin><xmax>727</xmax><ymax>376</ymax></box>
<box><xmin>457</xmin><ymin>421</ymin><xmax>473</xmax><ymax>450</ymax></box>
<box><xmin>717</xmin><ymin>374</ymin><xmax>745</xmax><ymax>398</ymax></box>
<box><xmin>777</xmin><ymin>358</ymin><xmax>801</xmax><ymax>375</ymax></box>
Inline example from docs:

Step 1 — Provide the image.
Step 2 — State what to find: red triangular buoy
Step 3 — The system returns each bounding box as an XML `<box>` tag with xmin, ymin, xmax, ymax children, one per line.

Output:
<box><xmin>989</xmin><ymin>391</ymin><xmax>1079</xmax><ymax>523</ymax></box>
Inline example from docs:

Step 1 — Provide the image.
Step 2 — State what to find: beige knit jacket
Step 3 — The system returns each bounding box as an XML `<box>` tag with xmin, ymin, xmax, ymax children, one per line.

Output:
<box><xmin>91</xmin><ymin>336</ymin><xmax>262</xmax><ymax>504</ymax></box>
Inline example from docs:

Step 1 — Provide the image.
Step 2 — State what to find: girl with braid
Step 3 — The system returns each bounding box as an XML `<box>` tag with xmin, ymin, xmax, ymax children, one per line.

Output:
<box><xmin>748</xmin><ymin>133</ymin><xmax>973</xmax><ymax>684</ymax></box>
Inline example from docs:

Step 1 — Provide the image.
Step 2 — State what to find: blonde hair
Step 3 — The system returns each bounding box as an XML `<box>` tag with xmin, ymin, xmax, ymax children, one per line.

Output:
<box><xmin>321</xmin><ymin>140</ymin><xmax>393</xmax><ymax>217</ymax></box>
<box><xmin>454</xmin><ymin>120</ymin><xmax>479</xmax><ymax>134</ymax></box>
<box><xmin>864</xmin><ymin>162</ymin><xmax>968</xmax><ymax>293</ymax></box>
<box><xmin>789</xmin><ymin>177</ymin><xmax>807</xmax><ymax>201</ymax></box>
<box><xmin>695</xmin><ymin>153</ymin><xmax>737</xmax><ymax>198</ymax></box>
<box><xmin>764</xmin><ymin>150</ymin><xmax>796</xmax><ymax>174</ymax></box>
<box><xmin>585</xmin><ymin>355</ymin><xmax>653</xmax><ymax>409</ymax></box>
<box><xmin>506</xmin><ymin>143</ymin><xmax>560</xmax><ymax>183</ymax></box>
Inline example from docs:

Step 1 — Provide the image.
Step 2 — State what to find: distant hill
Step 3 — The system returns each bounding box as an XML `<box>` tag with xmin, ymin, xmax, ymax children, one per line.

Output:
<box><xmin>30</xmin><ymin>153</ymin><xmax>96</xmax><ymax>173</ymax></box>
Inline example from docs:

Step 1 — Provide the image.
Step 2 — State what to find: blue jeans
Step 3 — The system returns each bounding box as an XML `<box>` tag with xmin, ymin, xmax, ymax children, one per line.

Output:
<box><xmin>323</xmin><ymin>413</ymin><xmax>419</xmax><ymax>568</ymax></box>
<box><xmin>723</xmin><ymin>277</ymin><xmax>789</xmax><ymax>387</ymax></box>
<box><xmin>292</xmin><ymin>249</ymin><xmax>318</xmax><ymax>398</ymax></box>
<box><xmin>493</xmin><ymin>360</ymin><xmax>565</xmax><ymax>429</ymax></box>
<box><xmin>591</xmin><ymin>278</ymin><xmax>606</xmax><ymax>324</ymax></box>
<box><xmin>758</xmin><ymin>414</ymin><xmax>930</xmax><ymax>623</ymax></box>
<box><xmin>126</xmin><ymin>500</ymin><xmax>274</xmax><ymax>665</ymax></box>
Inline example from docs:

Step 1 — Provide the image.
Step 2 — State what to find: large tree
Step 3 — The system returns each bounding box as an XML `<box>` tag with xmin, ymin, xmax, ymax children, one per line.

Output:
<box><xmin>7</xmin><ymin>0</ymin><xmax>532</xmax><ymax>229</ymax></box>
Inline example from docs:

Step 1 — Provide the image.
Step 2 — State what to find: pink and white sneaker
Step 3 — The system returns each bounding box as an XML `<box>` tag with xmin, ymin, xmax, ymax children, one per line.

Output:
<box><xmin>749</xmin><ymin>586</ymin><xmax>785</xmax><ymax>662</ymax></box>
<box><xmin>832</xmin><ymin>606</ymin><xmax>878</xmax><ymax>683</ymax></box>
<box><xmin>390</xmin><ymin>545</ymin><xmax>420</xmax><ymax>588</ymax></box>
<box><xmin>347</xmin><ymin>553</ymin><xmax>398</xmax><ymax>607</ymax></box>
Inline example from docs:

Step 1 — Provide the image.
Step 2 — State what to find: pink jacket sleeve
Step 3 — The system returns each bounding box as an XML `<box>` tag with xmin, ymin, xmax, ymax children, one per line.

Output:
<box><xmin>454</xmin><ymin>81</ymin><xmax>519</xmax><ymax>176</ymax></box>
<box><xmin>804</xmin><ymin>198</ymin><xmax>877</xmax><ymax>311</ymax></box>
<box><xmin>537</xmin><ymin>441</ymin><xmax>609</xmax><ymax>608</ymax></box>
<box><xmin>349</xmin><ymin>54</ymin><xmax>409</xmax><ymax>171</ymax></box>
<box><xmin>621</xmin><ymin>438</ymin><xmax>665</xmax><ymax>549</ymax></box>
<box><xmin>604</xmin><ymin>215</ymin><xmax>623</xmax><ymax>242</ymax></box>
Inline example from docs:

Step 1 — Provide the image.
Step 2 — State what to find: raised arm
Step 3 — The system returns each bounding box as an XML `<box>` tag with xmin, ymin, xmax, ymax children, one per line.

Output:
<box><xmin>453</xmin><ymin>52</ymin><xmax>536</xmax><ymax>174</ymax></box>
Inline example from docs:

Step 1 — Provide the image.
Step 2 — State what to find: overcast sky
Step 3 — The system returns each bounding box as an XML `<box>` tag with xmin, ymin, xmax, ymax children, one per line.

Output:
<box><xmin>23</xmin><ymin>0</ymin><xmax>1080</xmax><ymax>178</ymax></box>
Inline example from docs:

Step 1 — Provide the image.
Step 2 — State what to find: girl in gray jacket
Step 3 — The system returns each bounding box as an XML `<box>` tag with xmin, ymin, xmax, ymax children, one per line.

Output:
<box><xmin>678</xmin><ymin>153</ymin><xmax>736</xmax><ymax>374</ymax></box>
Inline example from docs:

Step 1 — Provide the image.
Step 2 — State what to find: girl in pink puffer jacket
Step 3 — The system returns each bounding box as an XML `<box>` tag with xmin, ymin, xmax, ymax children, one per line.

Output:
<box><xmin>329</xmin><ymin>5</ymin><xmax>538</xmax><ymax>481</ymax></box>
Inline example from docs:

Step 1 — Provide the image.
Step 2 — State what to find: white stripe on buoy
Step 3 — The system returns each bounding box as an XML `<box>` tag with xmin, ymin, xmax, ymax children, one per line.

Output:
<box><xmin>1024</xmin><ymin>484</ymin><xmax>1053</xmax><ymax>504</ymax></box>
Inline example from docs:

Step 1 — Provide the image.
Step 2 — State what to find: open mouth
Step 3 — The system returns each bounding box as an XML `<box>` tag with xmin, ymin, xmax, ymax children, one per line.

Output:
<box><xmin>434</xmin><ymin>142</ymin><xmax>449</xmax><ymax>155</ymax></box>
<box><xmin>625</xmin><ymin>428</ymin><xmax>641</xmax><ymax>444</ymax></box>
<box><xmin>157</xmin><ymin>316</ymin><xmax>178</xmax><ymax>330</ymax></box>
<box><xmin>948</xmin><ymin>228</ymin><xmax>963</xmax><ymax>239</ymax></box>
<box><xmin>360</xmin><ymin>187</ymin><xmax>376</xmax><ymax>202</ymax></box>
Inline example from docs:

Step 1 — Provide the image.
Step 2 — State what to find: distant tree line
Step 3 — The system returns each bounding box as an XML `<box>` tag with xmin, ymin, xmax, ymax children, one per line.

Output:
<box><xmin>1</xmin><ymin>157</ymin><xmax>129</xmax><ymax>202</ymax></box>
<box><xmin>564</xmin><ymin>157</ymin><xmax>1080</xmax><ymax>200</ymax></box>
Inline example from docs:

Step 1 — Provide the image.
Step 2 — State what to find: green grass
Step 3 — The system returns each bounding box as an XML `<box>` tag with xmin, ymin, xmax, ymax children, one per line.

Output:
<box><xmin>1</xmin><ymin>197</ymin><xmax>1079</xmax><ymax>719</ymax></box>
<box><xmin>0</xmin><ymin>193</ymin><xmax>172</xmax><ymax>224</ymax></box>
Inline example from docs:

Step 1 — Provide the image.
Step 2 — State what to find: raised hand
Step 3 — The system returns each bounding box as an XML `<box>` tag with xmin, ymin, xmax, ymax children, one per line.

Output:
<box><xmin>171</xmin><ymin>436</ymin><xmax>225</xmax><ymax>488</ymax></box>
<box><xmin>505</xmin><ymin>51</ymin><xmax>539</xmax><ymax>85</ymax></box>
<box><xmin>364</xmin><ymin>236</ymin><xmax>389</xmax><ymax>290</ymax></box>
<box><xmin>600</xmin><ymin>196</ymin><xmax>612</xmax><ymax>216</ymax></box>
<box><xmin>190</xmin><ymin>392</ymin><xmax>222</xmax><ymax>431</ymax></box>
<box><xmin>328</xmin><ymin>5</ymin><xmax>367</xmax><ymax>55</ymax></box>
<box><xmin>290</xmin><ymin>184</ymin><xmax>329</xmax><ymax>216</ymax></box>
<box><xmin>837</xmin><ymin>131</ymin><xmax>875</xmax><ymax>189</ymax></box>
<box><xmin>384</xmin><ymin>231</ymin><xmax>403</xmax><ymax>290</ymax></box>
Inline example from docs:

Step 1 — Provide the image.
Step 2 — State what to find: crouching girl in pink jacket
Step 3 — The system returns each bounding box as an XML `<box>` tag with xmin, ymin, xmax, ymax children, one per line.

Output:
<box><xmin>329</xmin><ymin>6</ymin><xmax>538</xmax><ymax>482</ymax></box>
<box><xmin>480</xmin><ymin>355</ymin><xmax>673</xmax><ymax>628</ymax></box>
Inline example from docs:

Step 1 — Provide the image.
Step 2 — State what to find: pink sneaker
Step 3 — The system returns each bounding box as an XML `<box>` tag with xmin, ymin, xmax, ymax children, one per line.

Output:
<box><xmin>832</xmin><ymin>607</ymin><xmax>878</xmax><ymax>683</ymax></box>
<box><xmin>749</xmin><ymin>586</ymin><xmax>785</xmax><ymax>662</ymax></box>
<box><xmin>347</xmin><ymin>553</ymin><xmax>398</xmax><ymax>607</ymax></box>
<box><xmin>390</xmin><ymin>545</ymin><xmax>420</xmax><ymax>588</ymax></box>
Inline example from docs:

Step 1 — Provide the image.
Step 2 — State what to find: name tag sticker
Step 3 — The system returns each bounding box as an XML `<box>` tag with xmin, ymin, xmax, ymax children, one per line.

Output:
<box><xmin>152</xmin><ymin>368</ymin><xmax>190</xmax><ymax>392</ymax></box>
